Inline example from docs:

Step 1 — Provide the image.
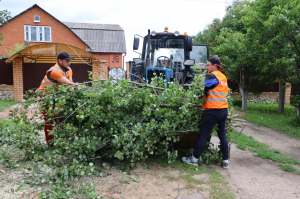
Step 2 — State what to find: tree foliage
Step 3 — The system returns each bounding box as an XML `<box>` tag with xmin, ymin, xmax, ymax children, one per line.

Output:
<box><xmin>5</xmin><ymin>41</ymin><xmax>30</xmax><ymax>57</ymax></box>
<box><xmin>194</xmin><ymin>0</ymin><xmax>300</xmax><ymax>112</ymax></box>
<box><xmin>0</xmin><ymin>0</ymin><xmax>11</xmax><ymax>46</ymax></box>
<box><xmin>243</xmin><ymin>0</ymin><xmax>300</xmax><ymax>115</ymax></box>
<box><xmin>0</xmin><ymin>75</ymin><xmax>234</xmax><ymax>198</ymax></box>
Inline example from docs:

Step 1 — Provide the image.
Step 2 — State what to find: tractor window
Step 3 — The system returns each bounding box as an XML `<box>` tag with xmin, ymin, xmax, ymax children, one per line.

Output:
<box><xmin>145</xmin><ymin>38</ymin><xmax>185</xmax><ymax>67</ymax></box>
<box><xmin>152</xmin><ymin>48</ymin><xmax>184</xmax><ymax>67</ymax></box>
<box><xmin>190</xmin><ymin>45</ymin><xmax>209</xmax><ymax>71</ymax></box>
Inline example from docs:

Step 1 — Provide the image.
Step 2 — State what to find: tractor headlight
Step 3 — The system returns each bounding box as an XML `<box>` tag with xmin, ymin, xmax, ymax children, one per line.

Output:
<box><xmin>174</xmin><ymin>31</ymin><xmax>180</xmax><ymax>36</ymax></box>
<box><xmin>151</xmin><ymin>31</ymin><xmax>156</xmax><ymax>36</ymax></box>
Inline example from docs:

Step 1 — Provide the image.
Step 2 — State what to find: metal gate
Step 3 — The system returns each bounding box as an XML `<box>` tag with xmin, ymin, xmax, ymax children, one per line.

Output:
<box><xmin>0</xmin><ymin>58</ymin><xmax>13</xmax><ymax>85</ymax></box>
<box><xmin>23</xmin><ymin>63</ymin><xmax>92</xmax><ymax>93</ymax></box>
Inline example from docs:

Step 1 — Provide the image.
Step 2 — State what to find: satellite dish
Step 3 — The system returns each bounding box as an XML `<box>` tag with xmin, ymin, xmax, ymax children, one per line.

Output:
<box><xmin>108</xmin><ymin>67</ymin><xmax>126</xmax><ymax>83</ymax></box>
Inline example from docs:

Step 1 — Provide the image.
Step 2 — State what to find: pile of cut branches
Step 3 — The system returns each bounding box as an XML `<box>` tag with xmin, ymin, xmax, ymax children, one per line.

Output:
<box><xmin>0</xmin><ymin>74</ymin><xmax>234</xmax><ymax>198</ymax></box>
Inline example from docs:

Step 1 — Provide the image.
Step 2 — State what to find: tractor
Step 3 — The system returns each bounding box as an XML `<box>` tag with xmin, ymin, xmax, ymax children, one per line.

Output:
<box><xmin>129</xmin><ymin>27</ymin><xmax>209</xmax><ymax>87</ymax></box>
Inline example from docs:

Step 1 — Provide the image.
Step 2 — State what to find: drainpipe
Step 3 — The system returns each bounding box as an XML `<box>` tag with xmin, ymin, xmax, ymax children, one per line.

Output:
<box><xmin>122</xmin><ymin>53</ymin><xmax>127</xmax><ymax>71</ymax></box>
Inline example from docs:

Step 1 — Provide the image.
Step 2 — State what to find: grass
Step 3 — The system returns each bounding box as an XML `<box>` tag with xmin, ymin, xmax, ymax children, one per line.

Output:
<box><xmin>229</xmin><ymin>129</ymin><xmax>300</xmax><ymax>174</ymax></box>
<box><xmin>147</xmin><ymin>155</ymin><xmax>235</xmax><ymax>199</ymax></box>
<box><xmin>279</xmin><ymin>163</ymin><xmax>300</xmax><ymax>175</ymax></box>
<box><xmin>235</xmin><ymin>103</ymin><xmax>300</xmax><ymax>138</ymax></box>
<box><xmin>0</xmin><ymin>100</ymin><xmax>17</xmax><ymax>112</ymax></box>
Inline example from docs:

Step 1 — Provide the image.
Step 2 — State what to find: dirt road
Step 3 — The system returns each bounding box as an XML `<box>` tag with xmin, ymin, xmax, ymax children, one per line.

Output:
<box><xmin>214</xmin><ymin>121</ymin><xmax>300</xmax><ymax>199</ymax></box>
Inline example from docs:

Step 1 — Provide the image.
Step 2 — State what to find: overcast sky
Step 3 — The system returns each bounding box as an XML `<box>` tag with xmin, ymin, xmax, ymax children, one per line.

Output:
<box><xmin>0</xmin><ymin>0</ymin><xmax>233</xmax><ymax>66</ymax></box>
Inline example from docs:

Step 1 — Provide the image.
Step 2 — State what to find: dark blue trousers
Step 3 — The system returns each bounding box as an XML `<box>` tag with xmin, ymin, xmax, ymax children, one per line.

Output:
<box><xmin>193</xmin><ymin>108</ymin><xmax>229</xmax><ymax>160</ymax></box>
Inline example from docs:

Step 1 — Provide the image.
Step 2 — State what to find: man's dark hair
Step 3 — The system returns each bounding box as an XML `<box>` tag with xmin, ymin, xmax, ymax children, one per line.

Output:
<box><xmin>207</xmin><ymin>57</ymin><xmax>221</xmax><ymax>66</ymax></box>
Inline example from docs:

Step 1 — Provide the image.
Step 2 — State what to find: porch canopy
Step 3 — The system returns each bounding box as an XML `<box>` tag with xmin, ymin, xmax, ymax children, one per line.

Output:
<box><xmin>6</xmin><ymin>43</ymin><xmax>99</xmax><ymax>63</ymax></box>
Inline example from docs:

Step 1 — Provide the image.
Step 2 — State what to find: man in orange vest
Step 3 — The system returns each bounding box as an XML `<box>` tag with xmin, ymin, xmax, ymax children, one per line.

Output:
<box><xmin>182</xmin><ymin>57</ymin><xmax>229</xmax><ymax>169</ymax></box>
<box><xmin>39</xmin><ymin>52</ymin><xmax>76</xmax><ymax>91</ymax></box>
<box><xmin>39</xmin><ymin>52</ymin><xmax>76</xmax><ymax>146</ymax></box>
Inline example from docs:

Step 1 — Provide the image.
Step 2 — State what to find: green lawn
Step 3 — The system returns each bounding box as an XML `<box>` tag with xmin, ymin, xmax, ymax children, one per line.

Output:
<box><xmin>235</xmin><ymin>103</ymin><xmax>300</xmax><ymax>138</ymax></box>
<box><xmin>0</xmin><ymin>100</ymin><xmax>17</xmax><ymax>112</ymax></box>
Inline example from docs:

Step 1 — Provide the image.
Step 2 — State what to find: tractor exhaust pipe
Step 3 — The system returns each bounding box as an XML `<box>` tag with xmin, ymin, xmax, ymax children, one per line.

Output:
<box><xmin>145</xmin><ymin>29</ymin><xmax>151</xmax><ymax>77</ymax></box>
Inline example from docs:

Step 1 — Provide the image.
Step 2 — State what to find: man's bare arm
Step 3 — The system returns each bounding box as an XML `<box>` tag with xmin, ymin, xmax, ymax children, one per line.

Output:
<box><xmin>56</xmin><ymin>77</ymin><xmax>76</xmax><ymax>85</ymax></box>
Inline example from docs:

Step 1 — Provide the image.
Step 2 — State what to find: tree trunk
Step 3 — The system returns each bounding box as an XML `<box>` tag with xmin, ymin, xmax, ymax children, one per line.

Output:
<box><xmin>297</xmin><ymin>104</ymin><xmax>300</xmax><ymax>117</ymax></box>
<box><xmin>278</xmin><ymin>82</ymin><xmax>286</xmax><ymax>113</ymax></box>
<box><xmin>239</xmin><ymin>85</ymin><xmax>249</xmax><ymax>111</ymax></box>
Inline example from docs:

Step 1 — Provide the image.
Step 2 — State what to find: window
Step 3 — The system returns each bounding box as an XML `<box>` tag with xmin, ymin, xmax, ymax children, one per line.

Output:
<box><xmin>24</xmin><ymin>25</ymin><xmax>51</xmax><ymax>42</ymax></box>
<box><xmin>34</xmin><ymin>15</ymin><xmax>40</xmax><ymax>22</ymax></box>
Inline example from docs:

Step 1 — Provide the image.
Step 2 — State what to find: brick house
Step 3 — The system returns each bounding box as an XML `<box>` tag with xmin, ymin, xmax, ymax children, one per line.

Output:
<box><xmin>0</xmin><ymin>4</ymin><xmax>126</xmax><ymax>102</ymax></box>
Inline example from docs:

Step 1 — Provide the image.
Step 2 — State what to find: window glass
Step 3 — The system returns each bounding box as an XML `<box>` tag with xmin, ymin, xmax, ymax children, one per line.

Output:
<box><xmin>25</xmin><ymin>26</ymin><xmax>51</xmax><ymax>42</ymax></box>
<box><xmin>25</xmin><ymin>32</ymin><xmax>29</xmax><ymax>41</ymax></box>
<box><xmin>39</xmin><ymin>27</ymin><xmax>43</xmax><ymax>41</ymax></box>
<box><xmin>44</xmin><ymin>27</ymin><xmax>50</xmax><ymax>42</ymax></box>
<box><xmin>25</xmin><ymin>26</ymin><xmax>29</xmax><ymax>41</ymax></box>
<box><xmin>190</xmin><ymin>45</ymin><xmax>208</xmax><ymax>69</ymax></box>
<box><xmin>31</xmin><ymin>26</ymin><xmax>37</xmax><ymax>41</ymax></box>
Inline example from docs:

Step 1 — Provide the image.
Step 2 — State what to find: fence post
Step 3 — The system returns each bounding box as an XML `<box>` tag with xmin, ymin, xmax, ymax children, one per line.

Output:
<box><xmin>12</xmin><ymin>57</ymin><xmax>23</xmax><ymax>102</ymax></box>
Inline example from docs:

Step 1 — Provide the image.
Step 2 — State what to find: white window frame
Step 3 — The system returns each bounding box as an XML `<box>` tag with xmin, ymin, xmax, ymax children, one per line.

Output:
<box><xmin>34</xmin><ymin>15</ymin><xmax>40</xmax><ymax>23</ymax></box>
<box><xmin>24</xmin><ymin>25</ymin><xmax>52</xmax><ymax>42</ymax></box>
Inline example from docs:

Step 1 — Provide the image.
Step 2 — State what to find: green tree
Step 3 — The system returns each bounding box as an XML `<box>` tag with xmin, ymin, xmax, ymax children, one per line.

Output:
<box><xmin>0</xmin><ymin>0</ymin><xmax>11</xmax><ymax>46</ymax></box>
<box><xmin>5</xmin><ymin>41</ymin><xmax>30</xmax><ymax>57</ymax></box>
<box><xmin>193</xmin><ymin>18</ymin><xmax>222</xmax><ymax>55</ymax></box>
<box><xmin>195</xmin><ymin>0</ymin><xmax>277</xmax><ymax>111</ymax></box>
<box><xmin>243</xmin><ymin>0</ymin><xmax>300</xmax><ymax>116</ymax></box>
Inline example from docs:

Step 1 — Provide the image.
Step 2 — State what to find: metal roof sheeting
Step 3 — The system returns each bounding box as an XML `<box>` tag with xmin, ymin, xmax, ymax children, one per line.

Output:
<box><xmin>63</xmin><ymin>22</ymin><xmax>124</xmax><ymax>31</ymax></box>
<box><xmin>63</xmin><ymin>22</ymin><xmax>127</xmax><ymax>53</ymax></box>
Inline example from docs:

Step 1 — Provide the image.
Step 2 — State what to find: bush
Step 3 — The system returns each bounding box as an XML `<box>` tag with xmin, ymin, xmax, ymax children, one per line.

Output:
<box><xmin>1</xmin><ymin>75</ymin><xmax>234</xmax><ymax>198</ymax></box>
<box><xmin>232</xmin><ymin>97</ymin><xmax>242</xmax><ymax>107</ymax></box>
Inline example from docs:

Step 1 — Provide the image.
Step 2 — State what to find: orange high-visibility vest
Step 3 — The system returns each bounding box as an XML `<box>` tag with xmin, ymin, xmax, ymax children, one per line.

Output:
<box><xmin>203</xmin><ymin>70</ymin><xmax>228</xmax><ymax>109</ymax></box>
<box><xmin>39</xmin><ymin>63</ymin><xmax>72</xmax><ymax>92</ymax></box>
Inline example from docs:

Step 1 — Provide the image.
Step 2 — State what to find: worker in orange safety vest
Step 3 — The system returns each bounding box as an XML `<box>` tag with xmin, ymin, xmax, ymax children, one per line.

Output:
<box><xmin>182</xmin><ymin>57</ymin><xmax>230</xmax><ymax>169</ymax></box>
<box><xmin>39</xmin><ymin>52</ymin><xmax>76</xmax><ymax>146</ymax></box>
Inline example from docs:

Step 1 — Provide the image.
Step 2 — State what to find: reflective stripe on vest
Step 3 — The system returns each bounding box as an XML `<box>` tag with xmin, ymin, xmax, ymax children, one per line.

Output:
<box><xmin>43</xmin><ymin>77</ymin><xmax>53</xmax><ymax>86</ymax></box>
<box><xmin>207</xmin><ymin>91</ymin><xmax>228</xmax><ymax>97</ymax></box>
<box><xmin>203</xmin><ymin>71</ymin><xmax>229</xmax><ymax>109</ymax></box>
<box><xmin>206</xmin><ymin>98</ymin><xmax>228</xmax><ymax>103</ymax></box>
<box><xmin>49</xmin><ymin>68</ymin><xmax>69</xmax><ymax>79</ymax></box>
<box><xmin>39</xmin><ymin>64</ymin><xmax>72</xmax><ymax>91</ymax></box>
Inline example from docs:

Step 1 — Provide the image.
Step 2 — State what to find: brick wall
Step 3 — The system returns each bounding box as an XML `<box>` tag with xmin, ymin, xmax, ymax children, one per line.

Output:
<box><xmin>0</xmin><ymin>84</ymin><xmax>14</xmax><ymax>91</ymax></box>
<box><xmin>126</xmin><ymin>61</ymin><xmax>130</xmax><ymax>80</ymax></box>
<box><xmin>92</xmin><ymin>60</ymin><xmax>101</xmax><ymax>80</ymax></box>
<box><xmin>91</xmin><ymin>60</ymin><xmax>108</xmax><ymax>80</ymax></box>
<box><xmin>91</xmin><ymin>52</ymin><xmax>123</xmax><ymax>69</ymax></box>
<box><xmin>285</xmin><ymin>83</ymin><xmax>291</xmax><ymax>105</ymax></box>
<box><xmin>100</xmin><ymin>60</ymin><xmax>108</xmax><ymax>79</ymax></box>
<box><xmin>0</xmin><ymin>6</ymin><xmax>87</xmax><ymax>56</ymax></box>
<box><xmin>12</xmin><ymin>57</ymin><xmax>23</xmax><ymax>102</ymax></box>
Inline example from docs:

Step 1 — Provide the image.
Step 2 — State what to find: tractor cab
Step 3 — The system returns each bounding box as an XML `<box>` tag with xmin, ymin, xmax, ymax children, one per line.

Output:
<box><xmin>130</xmin><ymin>27</ymin><xmax>209</xmax><ymax>85</ymax></box>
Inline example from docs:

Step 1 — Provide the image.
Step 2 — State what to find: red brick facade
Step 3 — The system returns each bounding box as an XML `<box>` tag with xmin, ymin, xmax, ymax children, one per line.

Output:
<box><xmin>92</xmin><ymin>52</ymin><xmax>123</xmax><ymax>70</ymax></box>
<box><xmin>0</xmin><ymin>6</ymin><xmax>87</xmax><ymax>56</ymax></box>
<box><xmin>92</xmin><ymin>60</ymin><xmax>108</xmax><ymax>80</ymax></box>
<box><xmin>285</xmin><ymin>83</ymin><xmax>291</xmax><ymax>105</ymax></box>
<box><xmin>12</xmin><ymin>57</ymin><xmax>23</xmax><ymax>102</ymax></box>
<box><xmin>0</xmin><ymin>5</ymin><xmax>120</xmax><ymax>102</ymax></box>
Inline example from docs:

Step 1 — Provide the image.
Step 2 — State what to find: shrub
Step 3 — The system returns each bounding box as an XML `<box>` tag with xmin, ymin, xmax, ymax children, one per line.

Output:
<box><xmin>232</xmin><ymin>97</ymin><xmax>242</xmax><ymax>107</ymax></box>
<box><xmin>1</xmin><ymin>74</ymin><xmax>233</xmax><ymax>198</ymax></box>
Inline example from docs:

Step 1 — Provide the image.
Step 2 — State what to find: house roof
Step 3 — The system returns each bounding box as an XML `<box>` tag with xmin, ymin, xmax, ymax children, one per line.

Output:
<box><xmin>0</xmin><ymin>4</ymin><xmax>91</xmax><ymax>49</ymax></box>
<box><xmin>63</xmin><ymin>22</ymin><xmax>124</xmax><ymax>31</ymax></box>
<box><xmin>63</xmin><ymin>22</ymin><xmax>127</xmax><ymax>53</ymax></box>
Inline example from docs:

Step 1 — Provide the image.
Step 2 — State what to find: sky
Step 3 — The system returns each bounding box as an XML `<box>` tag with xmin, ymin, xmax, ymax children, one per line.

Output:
<box><xmin>0</xmin><ymin>0</ymin><xmax>233</xmax><ymax>67</ymax></box>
